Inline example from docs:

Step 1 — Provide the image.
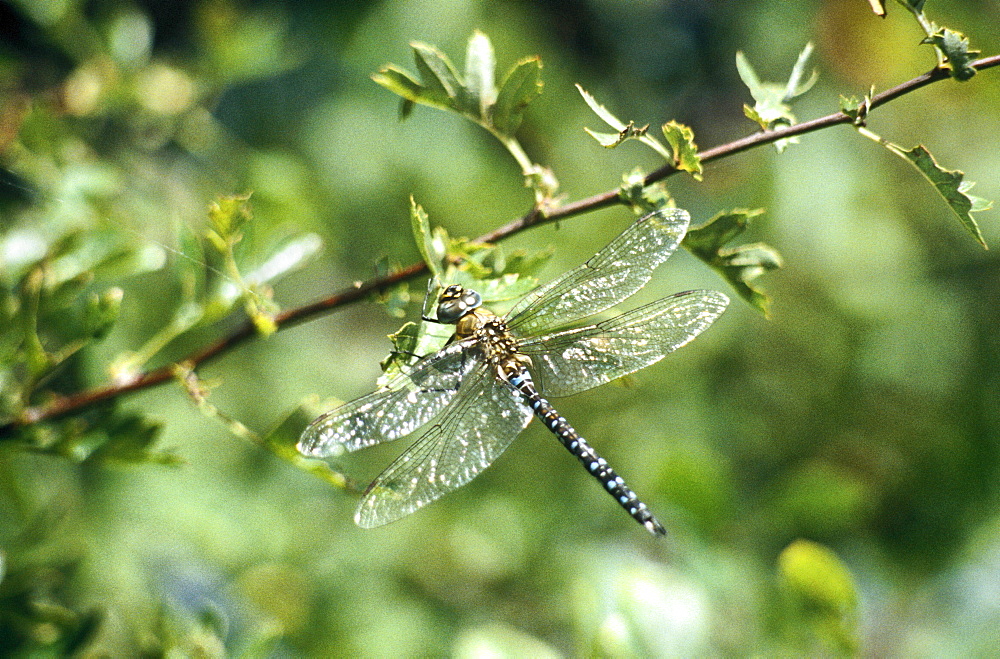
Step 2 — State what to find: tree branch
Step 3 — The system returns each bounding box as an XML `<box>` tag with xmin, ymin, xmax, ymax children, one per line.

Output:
<box><xmin>3</xmin><ymin>55</ymin><xmax>998</xmax><ymax>434</ymax></box>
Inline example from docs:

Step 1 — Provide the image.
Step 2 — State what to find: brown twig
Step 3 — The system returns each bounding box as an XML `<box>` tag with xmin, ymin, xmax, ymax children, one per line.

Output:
<box><xmin>2</xmin><ymin>55</ymin><xmax>998</xmax><ymax>435</ymax></box>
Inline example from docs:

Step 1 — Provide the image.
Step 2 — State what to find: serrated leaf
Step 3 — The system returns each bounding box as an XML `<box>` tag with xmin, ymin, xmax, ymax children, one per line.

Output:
<box><xmin>584</xmin><ymin>122</ymin><xmax>648</xmax><ymax>148</ymax></box>
<box><xmin>491</xmin><ymin>56</ymin><xmax>542</xmax><ymax>135</ymax></box>
<box><xmin>878</xmin><ymin>141</ymin><xmax>989</xmax><ymax>247</ymax></box>
<box><xmin>661</xmin><ymin>120</ymin><xmax>702</xmax><ymax>180</ymax></box>
<box><xmin>409</xmin><ymin>197</ymin><xmax>446</xmax><ymax>280</ymax></box>
<box><xmin>684</xmin><ymin>209</ymin><xmax>782</xmax><ymax>315</ymax></box>
<box><xmin>737</xmin><ymin>47</ymin><xmax>815</xmax><ymax>153</ymax></box>
<box><xmin>412</xmin><ymin>42</ymin><xmax>466</xmax><ymax>112</ymax></box>
<box><xmin>576</xmin><ymin>83</ymin><xmax>627</xmax><ymax>131</ymax></box>
<box><xmin>465</xmin><ymin>30</ymin><xmax>496</xmax><ymax>116</ymax></box>
<box><xmin>577</xmin><ymin>84</ymin><xmax>673</xmax><ymax>160</ymax></box>
<box><xmin>923</xmin><ymin>28</ymin><xmax>979</xmax><ymax>81</ymax></box>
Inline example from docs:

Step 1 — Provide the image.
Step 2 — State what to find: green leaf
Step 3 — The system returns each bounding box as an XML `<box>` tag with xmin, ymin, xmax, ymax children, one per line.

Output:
<box><xmin>875</xmin><ymin>139</ymin><xmax>990</xmax><ymax>247</ymax></box>
<box><xmin>661</xmin><ymin>120</ymin><xmax>703</xmax><ymax>180</ymax></box>
<box><xmin>243</xmin><ymin>233</ymin><xmax>323</xmax><ymax>286</ymax></box>
<box><xmin>84</xmin><ymin>415</ymin><xmax>182</xmax><ymax>465</ymax></box>
<box><xmin>784</xmin><ymin>42</ymin><xmax>818</xmax><ymax>100</ymax></box>
<box><xmin>618</xmin><ymin>168</ymin><xmax>673</xmax><ymax>215</ymax></box>
<box><xmin>371</xmin><ymin>66</ymin><xmax>438</xmax><ymax>108</ymax></box>
<box><xmin>412</xmin><ymin>42</ymin><xmax>466</xmax><ymax>111</ymax></box>
<box><xmin>206</xmin><ymin>193</ymin><xmax>252</xmax><ymax>248</ymax></box>
<box><xmin>838</xmin><ymin>90</ymin><xmax>874</xmax><ymax>125</ymax></box>
<box><xmin>736</xmin><ymin>45</ymin><xmax>816</xmax><ymax>152</ymax></box>
<box><xmin>409</xmin><ymin>197</ymin><xmax>446</xmax><ymax>280</ymax></box>
<box><xmin>778</xmin><ymin>539</ymin><xmax>859</xmax><ymax>655</ymax></box>
<box><xmin>735</xmin><ymin>51</ymin><xmax>764</xmax><ymax>100</ymax></box>
<box><xmin>923</xmin><ymin>28</ymin><xmax>979</xmax><ymax>81</ymax></box>
<box><xmin>465</xmin><ymin>30</ymin><xmax>496</xmax><ymax>116</ymax></box>
<box><xmin>576</xmin><ymin>84</ymin><xmax>673</xmax><ymax>160</ymax></box>
<box><xmin>576</xmin><ymin>83</ymin><xmax>626</xmax><ymax>131</ymax></box>
<box><xmin>684</xmin><ymin>209</ymin><xmax>782</xmax><ymax>315</ymax></box>
<box><xmin>81</xmin><ymin>287</ymin><xmax>123</xmax><ymax>339</ymax></box>
<box><xmin>583</xmin><ymin>122</ymin><xmax>648</xmax><ymax>148</ymax></box>
<box><xmin>491</xmin><ymin>56</ymin><xmax>542</xmax><ymax>135</ymax></box>
<box><xmin>374</xmin><ymin>32</ymin><xmax>541</xmax><ymax>137</ymax></box>
<box><xmin>379</xmin><ymin>320</ymin><xmax>425</xmax><ymax>382</ymax></box>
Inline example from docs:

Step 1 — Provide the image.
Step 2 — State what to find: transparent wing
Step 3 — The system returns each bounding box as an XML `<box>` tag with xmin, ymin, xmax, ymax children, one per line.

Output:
<box><xmin>518</xmin><ymin>290</ymin><xmax>729</xmax><ymax>398</ymax></box>
<box><xmin>506</xmin><ymin>208</ymin><xmax>690</xmax><ymax>337</ymax></box>
<box><xmin>355</xmin><ymin>366</ymin><xmax>533</xmax><ymax>528</ymax></box>
<box><xmin>298</xmin><ymin>339</ymin><xmax>480</xmax><ymax>457</ymax></box>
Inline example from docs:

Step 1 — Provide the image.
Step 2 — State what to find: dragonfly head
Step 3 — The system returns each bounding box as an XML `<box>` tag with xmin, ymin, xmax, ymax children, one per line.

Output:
<box><xmin>436</xmin><ymin>284</ymin><xmax>482</xmax><ymax>324</ymax></box>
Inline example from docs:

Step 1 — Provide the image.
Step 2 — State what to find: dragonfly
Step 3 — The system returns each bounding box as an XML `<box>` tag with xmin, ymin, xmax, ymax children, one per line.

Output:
<box><xmin>299</xmin><ymin>208</ymin><xmax>728</xmax><ymax>535</ymax></box>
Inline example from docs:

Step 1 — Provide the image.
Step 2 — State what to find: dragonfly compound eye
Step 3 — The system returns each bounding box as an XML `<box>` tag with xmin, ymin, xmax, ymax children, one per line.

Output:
<box><xmin>436</xmin><ymin>286</ymin><xmax>482</xmax><ymax>323</ymax></box>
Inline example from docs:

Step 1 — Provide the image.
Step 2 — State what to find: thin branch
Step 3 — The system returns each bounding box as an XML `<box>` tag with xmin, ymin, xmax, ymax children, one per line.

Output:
<box><xmin>2</xmin><ymin>55</ymin><xmax>998</xmax><ymax>434</ymax></box>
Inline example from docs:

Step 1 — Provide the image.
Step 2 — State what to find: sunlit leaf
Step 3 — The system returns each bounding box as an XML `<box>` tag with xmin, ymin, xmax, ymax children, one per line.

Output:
<box><xmin>737</xmin><ymin>45</ymin><xmax>816</xmax><ymax>152</ymax></box>
<box><xmin>584</xmin><ymin>122</ymin><xmax>648</xmax><ymax>148</ymax></box>
<box><xmin>207</xmin><ymin>193</ymin><xmax>252</xmax><ymax>248</ymax></box>
<box><xmin>492</xmin><ymin>56</ymin><xmax>542</xmax><ymax>135</ymax></box>
<box><xmin>412</xmin><ymin>42</ymin><xmax>468</xmax><ymax>112</ymax></box>
<box><xmin>576</xmin><ymin>84</ymin><xmax>672</xmax><ymax>160</ymax></box>
<box><xmin>243</xmin><ymin>233</ymin><xmax>323</xmax><ymax>286</ymax></box>
<box><xmin>784</xmin><ymin>42</ymin><xmax>818</xmax><ymax>99</ymax></box>
<box><xmin>661</xmin><ymin>120</ymin><xmax>702</xmax><ymax>180</ymax></box>
<box><xmin>923</xmin><ymin>27</ymin><xmax>979</xmax><ymax>81</ymax></box>
<box><xmin>409</xmin><ymin>197</ymin><xmax>446</xmax><ymax>280</ymax></box>
<box><xmin>371</xmin><ymin>66</ymin><xmax>436</xmax><ymax>107</ymax></box>
<box><xmin>576</xmin><ymin>83</ymin><xmax>625</xmax><ymax>131</ymax></box>
<box><xmin>871</xmin><ymin>137</ymin><xmax>990</xmax><ymax>247</ymax></box>
<box><xmin>465</xmin><ymin>30</ymin><xmax>496</xmax><ymax>116</ymax></box>
<box><xmin>684</xmin><ymin>209</ymin><xmax>782</xmax><ymax>315</ymax></box>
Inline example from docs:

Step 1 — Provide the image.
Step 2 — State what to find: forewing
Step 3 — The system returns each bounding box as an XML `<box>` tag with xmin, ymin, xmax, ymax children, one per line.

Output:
<box><xmin>354</xmin><ymin>366</ymin><xmax>533</xmax><ymax>528</ymax></box>
<box><xmin>519</xmin><ymin>290</ymin><xmax>729</xmax><ymax>398</ymax></box>
<box><xmin>298</xmin><ymin>340</ymin><xmax>479</xmax><ymax>457</ymax></box>
<box><xmin>506</xmin><ymin>208</ymin><xmax>690</xmax><ymax>336</ymax></box>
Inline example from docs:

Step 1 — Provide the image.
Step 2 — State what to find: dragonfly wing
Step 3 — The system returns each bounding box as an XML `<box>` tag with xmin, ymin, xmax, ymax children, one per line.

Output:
<box><xmin>519</xmin><ymin>290</ymin><xmax>729</xmax><ymax>398</ymax></box>
<box><xmin>298</xmin><ymin>340</ymin><xmax>479</xmax><ymax>457</ymax></box>
<box><xmin>355</xmin><ymin>366</ymin><xmax>533</xmax><ymax>528</ymax></box>
<box><xmin>507</xmin><ymin>208</ymin><xmax>690</xmax><ymax>337</ymax></box>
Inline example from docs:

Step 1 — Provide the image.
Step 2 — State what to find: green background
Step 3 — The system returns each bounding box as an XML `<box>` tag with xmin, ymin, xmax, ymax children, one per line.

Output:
<box><xmin>2</xmin><ymin>0</ymin><xmax>999</xmax><ymax>655</ymax></box>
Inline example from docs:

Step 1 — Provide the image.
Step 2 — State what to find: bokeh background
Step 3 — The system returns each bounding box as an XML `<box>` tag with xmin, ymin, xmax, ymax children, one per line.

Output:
<box><xmin>2</xmin><ymin>0</ymin><xmax>999</xmax><ymax>655</ymax></box>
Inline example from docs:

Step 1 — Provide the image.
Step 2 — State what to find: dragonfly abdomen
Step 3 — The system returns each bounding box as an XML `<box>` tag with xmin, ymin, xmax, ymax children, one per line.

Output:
<box><xmin>502</xmin><ymin>362</ymin><xmax>667</xmax><ymax>536</ymax></box>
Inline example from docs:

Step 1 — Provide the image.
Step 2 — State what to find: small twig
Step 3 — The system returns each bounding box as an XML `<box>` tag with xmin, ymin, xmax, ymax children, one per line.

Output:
<box><xmin>2</xmin><ymin>55</ymin><xmax>997</xmax><ymax>435</ymax></box>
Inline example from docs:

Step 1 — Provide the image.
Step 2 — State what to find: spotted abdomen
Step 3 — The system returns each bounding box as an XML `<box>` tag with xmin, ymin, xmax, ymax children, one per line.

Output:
<box><xmin>501</xmin><ymin>361</ymin><xmax>666</xmax><ymax>536</ymax></box>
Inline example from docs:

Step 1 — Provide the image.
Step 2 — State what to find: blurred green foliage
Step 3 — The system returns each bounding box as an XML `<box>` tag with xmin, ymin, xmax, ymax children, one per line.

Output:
<box><xmin>1</xmin><ymin>0</ymin><xmax>999</xmax><ymax>655</ymax></box>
